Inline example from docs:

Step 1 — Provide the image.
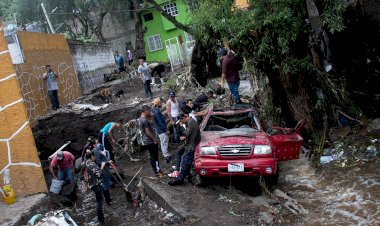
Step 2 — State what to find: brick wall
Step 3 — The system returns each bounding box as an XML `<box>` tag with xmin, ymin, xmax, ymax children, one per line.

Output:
<box><xmin>14</xmin><ymin>32</ymin><xmax>81</xmax><ymax>127</ymax></box>
<box><xmin>0</xmin><ymin>22</ymin><xmax>47</xmax><ymax>198</ymax></box>
<box><xmin>68</xmin><ymin>40</ymin><xmax>116</xmax><ymax>94</ymax></box>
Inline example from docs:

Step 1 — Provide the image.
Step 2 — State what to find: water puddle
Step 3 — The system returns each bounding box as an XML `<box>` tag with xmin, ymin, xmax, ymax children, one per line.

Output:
<box><xmin>279</xmin><ymin>156</ymin><xmax>380</xmax><ymax>225</ymax></box>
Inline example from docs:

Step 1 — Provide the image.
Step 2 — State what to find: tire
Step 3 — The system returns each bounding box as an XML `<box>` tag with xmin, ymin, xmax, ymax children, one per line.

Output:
<box><xmin>263</xmin><ymin>164</ymin><xmax>280</xmax><ymax>188</ymax></box>
<box><xmin>194</xmin><ymin>174</ymin><xmax>206</xmax><ymax>187</ymax></box>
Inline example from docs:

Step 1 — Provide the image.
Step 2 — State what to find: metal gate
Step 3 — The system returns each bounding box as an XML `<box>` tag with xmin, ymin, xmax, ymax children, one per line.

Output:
<box><xmin>165</xmin><ymin>37</ymin><xmax>183</xmax><ymax>71</ymax></box>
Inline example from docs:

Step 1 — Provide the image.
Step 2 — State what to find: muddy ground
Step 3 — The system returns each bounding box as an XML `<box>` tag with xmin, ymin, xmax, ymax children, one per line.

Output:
<box><xmin>30</xmin><ymin>70</ymin><xmax>380</xmax><ymax>225</ymax></box>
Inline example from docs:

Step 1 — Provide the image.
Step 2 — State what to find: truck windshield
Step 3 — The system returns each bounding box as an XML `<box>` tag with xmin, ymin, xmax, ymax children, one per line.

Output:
<box><xmin>203</xmin><ymin>112</ymin><xmax>260</xmax><ymax>132</ymax></box>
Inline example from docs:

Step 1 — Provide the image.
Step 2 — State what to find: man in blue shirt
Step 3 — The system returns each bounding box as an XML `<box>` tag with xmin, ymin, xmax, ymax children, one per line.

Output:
<box><xmin>114</xmin><ymin>51</ymin><xmax>126</xmax><ymax>72</ymax></box>
<box><xmin>152</xmin><ymin>98</ymin><xmax>171</xmax><ymax>163</ymax></box>
<box><xmin>43</xmin><ymin>65</ymin><xmax>60</xmax><ymax>110</ymax></box>
<box><xmin>98</xmin><ymin>119</ymin><xmax>123</xmax><ymax>162</ymax></box>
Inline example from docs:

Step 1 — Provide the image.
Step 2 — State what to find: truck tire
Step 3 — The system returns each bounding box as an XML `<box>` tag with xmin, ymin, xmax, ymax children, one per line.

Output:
<box><xmin>263</xmin><ymin>165</ymin><xmax>280</xmax><ymax>188</ymax></box>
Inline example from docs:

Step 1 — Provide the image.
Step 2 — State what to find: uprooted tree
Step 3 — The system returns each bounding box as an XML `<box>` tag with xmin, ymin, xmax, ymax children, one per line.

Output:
<box><xmin>188</xmin><ymin>0</ymin><xmax>379</xmax><ymax>134</ymax></box>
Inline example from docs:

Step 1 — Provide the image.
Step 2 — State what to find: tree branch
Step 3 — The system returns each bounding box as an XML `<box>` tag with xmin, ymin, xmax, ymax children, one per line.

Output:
<box><xmin>144</xmin><ymin>0</ymin><xmax>191</xmax><ymax>33</ymax></box>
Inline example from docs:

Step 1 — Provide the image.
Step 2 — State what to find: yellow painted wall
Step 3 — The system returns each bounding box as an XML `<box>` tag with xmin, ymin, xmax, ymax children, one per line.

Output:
<box><xmin>0</xmin><ymin>22</ymin><xmax>47</xmax><ymax>198</ymax></box>
<box><xmin>234</xmin><ymin>0</ymin><xmax>249</xmax><ymax>9</ymax></box>
<box><xmin>14</xmin><ymin>32</ymin><xmax>81</xmax><ymax>127</ymax></box>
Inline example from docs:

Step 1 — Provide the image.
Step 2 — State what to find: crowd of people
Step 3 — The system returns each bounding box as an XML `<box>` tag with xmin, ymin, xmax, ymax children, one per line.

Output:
<box><xmin>47</xmin><ymin>45</ymin><xmax>240</xmax><ymax>223</ymax></box>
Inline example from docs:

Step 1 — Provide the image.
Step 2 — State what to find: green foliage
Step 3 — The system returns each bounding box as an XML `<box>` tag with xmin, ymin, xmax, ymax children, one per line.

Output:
<box><xmin>321</xmin><ymin>0</ymin><xmax>345</xmax><ymax>33</ymax></box>
<box><xmin>190</xmin><ymin>0</ymin><xmax>347</xmax><ymax>75</ymax></box>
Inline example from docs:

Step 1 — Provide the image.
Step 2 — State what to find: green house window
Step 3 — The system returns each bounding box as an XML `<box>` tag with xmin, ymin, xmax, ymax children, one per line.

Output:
<box><xmin>163</xmin><ymin>3</ymin><xmax>178</xmax><ymax>17</ymax></box>
<box><xmin>147</xmin><ymin>34</ymin><xmax>163</xmax><ymax>52</ymax></box>
<box><xmin>144</xmin><ymin>13</ymin><xmax>153</xmax><ymax>22</ymax></box>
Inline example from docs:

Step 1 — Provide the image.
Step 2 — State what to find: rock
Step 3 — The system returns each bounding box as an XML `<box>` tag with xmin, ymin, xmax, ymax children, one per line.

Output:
<box><xmin>329</xmin><ymin>127</ymin><xmax>352</xmax><ymax>141</ymax></box>
<box><xmin>367</xmin><ymin>118</ymin><xmax>380</xmax><ymax>137</ymax></box>
<box><xmin>272</xmin><ymin>189</ymin><xmax>309</xmax><ymax>215</ymax></box>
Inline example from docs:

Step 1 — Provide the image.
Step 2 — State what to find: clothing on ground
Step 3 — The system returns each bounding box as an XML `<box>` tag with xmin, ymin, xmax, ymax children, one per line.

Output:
<box><xmin>50</xmin><ymin>151</ymin><xmax>74</xmax><ymax>169</ymax></box>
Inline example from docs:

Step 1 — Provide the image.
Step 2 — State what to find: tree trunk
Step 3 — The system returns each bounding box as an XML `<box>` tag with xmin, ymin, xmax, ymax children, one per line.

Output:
<box><xmin>306</xmin><ymin>0</ymin><xmax>322</xmax><ymax>68</ymax></box>
<box><xmin>190</xmin><ymin>41</ymin><xmax>219</xmax><ymax>86</ymax></box>
<box><xmin>133</xmin><ymin>0</ymin><xmax>146</xmax><ymax>58</ymax></box>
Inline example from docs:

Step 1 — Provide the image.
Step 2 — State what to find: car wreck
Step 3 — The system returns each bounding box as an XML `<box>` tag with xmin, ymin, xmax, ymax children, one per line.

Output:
<box><xmin>194</xmin><ymin>105</ymin><xmax>305</xmax><ymax>185</ymax></box>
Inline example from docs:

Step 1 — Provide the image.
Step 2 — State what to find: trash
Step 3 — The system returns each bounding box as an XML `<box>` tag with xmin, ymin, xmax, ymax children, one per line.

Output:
<box><xmin>320</xmin><ymin>156</ymin><xmax>335</xmax><ymax>164</ymax></box>
<box><xmin>217</xmin><ymin>194</ymin><xmax>240</xmax><ymax>204</ymax></box>
<box><xmin>27</xmin><ymin>210</ymin><xmax>77</xmax><ymax>226</ymax></box>
<box><xmin>132</xmin><ymin>191</ymin><xmax>142</xmax><ymax>207</ymax></box>
<box><xmin>367</xmin><ymin>145</ymin><xmax>378</xmax><ymax>158</ymax></box>
<box><xmin>49</xmin><ymin>179</ymin><xmax>64</xmax><ymax>194</ymax></box>
<box><xmin>322</xmin><ymin>148</ymin><xmax>332</xmax><ymax>156</ymax></box>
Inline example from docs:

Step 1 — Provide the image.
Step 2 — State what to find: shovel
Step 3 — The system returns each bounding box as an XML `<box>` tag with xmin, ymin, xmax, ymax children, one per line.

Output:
<box><xmin>110</xmin><ymin>162</ymin><xmax>142</xmax><ymax>202</ymax></box>
<box><xmin>113</xmin><ymin>142</ymin><xmax>141</xmax><ymax>162</ymax></box>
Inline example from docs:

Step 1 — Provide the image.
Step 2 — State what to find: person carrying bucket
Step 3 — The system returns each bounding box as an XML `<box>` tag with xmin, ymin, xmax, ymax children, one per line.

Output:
<box><xmin>49</xmin><ymin>150</ymin><xmax>75</xmax><ymax>183</ymax></box>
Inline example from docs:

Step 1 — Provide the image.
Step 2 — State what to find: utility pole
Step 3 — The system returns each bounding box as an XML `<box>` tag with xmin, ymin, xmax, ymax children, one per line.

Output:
<box><xmin>41</xmin><ymin>3</ymin><xmax>55</xmax><ymax>34</ymax></box>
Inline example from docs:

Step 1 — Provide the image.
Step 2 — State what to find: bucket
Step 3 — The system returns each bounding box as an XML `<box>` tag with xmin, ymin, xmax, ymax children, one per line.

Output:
<box><xmin>2</xmin><ymin>185</ymin><xmax>16</xmax><ymax>205</ymax></box>
<box><xmin>49</xmin><ymin>179</ymin><xmax>64</xmax><ymax>194</ymax></box>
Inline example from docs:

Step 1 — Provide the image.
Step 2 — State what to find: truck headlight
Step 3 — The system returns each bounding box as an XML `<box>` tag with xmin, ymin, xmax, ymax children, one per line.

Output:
<box><xmin>254</xmin><ymin>145</ymin><xmax>272</xmax><ymax>154</ymax></box>
<box><xmin>200</xmin><ymin>147</ymin><xmax>217</xmax><ymax>156</ymax></box>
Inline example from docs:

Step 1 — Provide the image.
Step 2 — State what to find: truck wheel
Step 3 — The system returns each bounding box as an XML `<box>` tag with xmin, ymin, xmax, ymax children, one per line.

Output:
<box><xmin>194</xmin><ymin>174</ymin><xmax>206</xmax><ymax>187</ymax></box>
<box><xmin>263</xmin><ymin>165</ymin><xmax>280</xmax><ymax>188</ymax></box>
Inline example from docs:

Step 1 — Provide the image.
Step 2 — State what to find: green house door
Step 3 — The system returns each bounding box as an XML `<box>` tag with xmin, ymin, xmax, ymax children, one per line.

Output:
<box><xmin>165</xmin><ymin>37</ymin><xmax>183</xmax><ymax>71</ymax></box>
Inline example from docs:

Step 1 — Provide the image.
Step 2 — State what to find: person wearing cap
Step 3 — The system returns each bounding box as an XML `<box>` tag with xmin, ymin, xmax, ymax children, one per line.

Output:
<box><xmin>194</xmin><ymin>90</ymin><xmax>214</xmax><ymax>110</ymax></box>
<box><xmin>139</xmin><ymin>105</ymin><xmax>164</xmax><ymax>176</ymax></box>
<box><xmin>138</xmin><ymin>57</ymin><xmax>153</xmax><ymax>99</ymax></box>
<box><xmin>82</xmin><ymin>150</ymin><xmax>105</xmax><ymax>223</ymax></box>
<box><xmin>219</xmin><ymin>47</ymin><xmax>242</xmax><ymax>104</ymax></box>
<box><xmin>92</xmin><ymin>138</ymin><xmax>116</xmax><ymax>206</ymax></box>
<box><xmin>166</xmin><ymin>91</ymin><xmax>181</xmax><ymax>143</ymax></box>
<box><xmin>152</xmin><ymin>98</ymin><xmax>171</xmax><ymax>163</ymax></box>
<box><xmin>49</xmin><ymin>150</ymin><xmax>75</xmax><ymax>183</ymax></box>
<box><xmin>81</xmin><ymin>136</ymin><xmax>96</xmax><ymax>163</ymax></box>
<box><xmin>168</xmin><ymin>112</ymin><xmax>201</xmax><ymax>186</ymax></box>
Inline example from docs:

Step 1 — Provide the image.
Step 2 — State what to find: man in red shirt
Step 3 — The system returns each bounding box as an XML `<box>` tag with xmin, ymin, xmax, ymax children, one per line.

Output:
<box><xmin>219</xmin><ymin>47</ymin><xmax>242</xmax><ymax>104</ymax></box>
<box><xmin>49</xmin><ymin>150</ymin><xmax>75</xmax><ymax>182</ymax></box>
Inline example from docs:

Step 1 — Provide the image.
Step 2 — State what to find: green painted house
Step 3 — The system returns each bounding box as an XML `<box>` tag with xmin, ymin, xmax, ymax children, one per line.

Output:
<box><xmin>141</xmin><ymin>0</ymin><xmax>195</xmax><ymax>69</ymax></box>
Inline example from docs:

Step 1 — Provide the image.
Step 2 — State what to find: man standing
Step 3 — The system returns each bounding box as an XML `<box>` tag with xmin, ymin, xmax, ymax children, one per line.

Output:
<box><xmin>219</xmin><ymin>47</ymin><xmax>241</xmax><ymax>104</ymax></box>
<box><xmin>139</xmin><ymin>105</ymin><xmax>163</xmax><ymax>176</ymax></box>
<box><xmin>43</xmin><ymin>65</ymin><xmax>60</xmax><ymax>110</ymax></box>
<box><xmin>168</xmin><ymin>113</ymin><xmax>201</xmax><ymax>186</ymax></box>
<box><xmin>98</xmin><ymin>119</ymin><xmax>123</xmax><ymax>162</ymax></box>
<box><xmin>127</xmin><ymin>50</ymin><xmax>133</xmax><ymax>65</ymax></box>
<box><xmin>114</xmin><ymin>50</ymin><xmax>126</xmax><ymax>73</ymax></box>
<box><xmin>166</xmin><ymin>91</ymin><xmax>180</xmax><ymax>143</ymax></box>
<box><xmin>138</xmin><ymin>57</ymin><xmax>153</xmax><ymax>99</ymax></box>
<box><xmin>49</xmin><ymin>150</ymin><xmax>75</xmax><ymax>183</ymax></box>
<box><xmin>82</xmin><ymin>151</ymin><xmax>104</xmax><ymax>223</ymax></box>
<box><xmin>92</xmin><ymin>139</ymin><xmax>116</xmax><ymax>206</ymax></box>
<box><xmin>152</xmin><ymin>98</ymin><xmax>171</xmax><ymax>163</ymax></box>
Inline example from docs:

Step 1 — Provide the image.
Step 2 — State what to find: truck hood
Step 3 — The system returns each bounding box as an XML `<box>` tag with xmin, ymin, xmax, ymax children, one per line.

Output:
<box><xmin>199</xmin><ymin>130</ymin><xmax>270</xmax><ymax>147</ymax></box>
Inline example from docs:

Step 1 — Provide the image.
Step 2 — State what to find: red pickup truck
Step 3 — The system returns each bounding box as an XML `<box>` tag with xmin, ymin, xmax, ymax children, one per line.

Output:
<box><xmin>193</xmin><ymin>107</ymin><xmax>305</xmax><ymax>185</ymax></box>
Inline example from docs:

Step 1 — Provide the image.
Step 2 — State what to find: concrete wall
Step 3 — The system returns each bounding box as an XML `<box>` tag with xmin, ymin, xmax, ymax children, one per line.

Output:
<box><xmin>0</xmin><ymin>22</ymin><xmax>47</xmax><ymax>198</ymax></box>
<box><xmin>14</xmin><ymin>32</ymin><xmax>81</xmax><ymax>127</ymax></box>
<box><xmin>68</xmin><ymin>40</ymin><xmax>115</xmax><ymax>94</ymax></box>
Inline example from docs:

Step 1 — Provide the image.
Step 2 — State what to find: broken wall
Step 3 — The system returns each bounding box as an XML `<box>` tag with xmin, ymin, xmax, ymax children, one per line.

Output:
<box><xmin>68</xmin><ymin>40</ymin><xmax>115</xmax><ymax>94</ymax></box>
<box><xmin>0</xmin><ymin>22</ymin><xmax>47</xmax><ymax>198</ymax></box>
<box><xmin>14</xmin><ymin>32</ymin><xmax>81</xmax><ymax>127</ymax></box>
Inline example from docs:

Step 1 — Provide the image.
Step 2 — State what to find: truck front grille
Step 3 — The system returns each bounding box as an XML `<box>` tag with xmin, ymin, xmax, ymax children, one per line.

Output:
<box><xmin>218</xmin><ymin>146</ymin><xmax>252</xmax><ymax>156</ymax></box>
